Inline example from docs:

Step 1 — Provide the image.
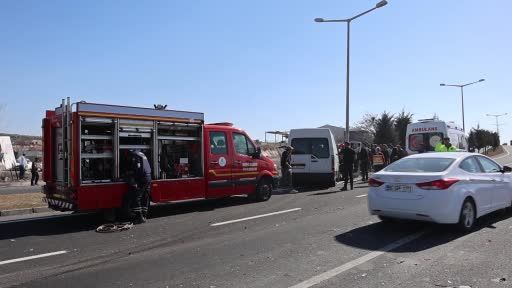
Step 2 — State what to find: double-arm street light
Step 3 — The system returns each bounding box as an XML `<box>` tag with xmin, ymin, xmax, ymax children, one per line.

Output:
<box><xmin>315</xmin><ymin>0</ymin><xmax>388</xmax><ymax>142</ymax></box>
<box><xmin>440</xmin><ymin>78</ymin><xmax>485</xmax><ymax>133</ymax></box>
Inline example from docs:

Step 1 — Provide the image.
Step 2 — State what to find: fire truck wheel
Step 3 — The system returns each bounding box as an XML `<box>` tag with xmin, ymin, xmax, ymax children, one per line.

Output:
<box><xmin>251</xmin><ymin>178</ymin><xmax>273</xmax><ymax>202</ymax></box>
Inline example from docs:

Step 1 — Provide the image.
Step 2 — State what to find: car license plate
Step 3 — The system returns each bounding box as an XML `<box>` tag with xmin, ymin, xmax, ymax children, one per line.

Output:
<box><xmin>385</xmin><ymin>184</ymin><xmax>412</xmax><ymax>193</ymax></box>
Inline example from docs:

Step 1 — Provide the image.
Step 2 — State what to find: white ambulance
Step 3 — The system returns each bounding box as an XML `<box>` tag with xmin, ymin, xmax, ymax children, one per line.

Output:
<box><xmin>405</xmin><ymin>119</ymin><xmax>467</xmax><ymax>154</ymax></box>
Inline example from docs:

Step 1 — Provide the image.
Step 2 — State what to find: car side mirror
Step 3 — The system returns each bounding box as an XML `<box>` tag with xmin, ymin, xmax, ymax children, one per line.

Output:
<box><xmin>252</xmin><ymin>147</ymin><xmax>262</xmax><ymax>159</ymax></box>
<box><xmin>502</xmin><ymin>166</ymin><xmax>512</xmax><ymax>173</ymax></box>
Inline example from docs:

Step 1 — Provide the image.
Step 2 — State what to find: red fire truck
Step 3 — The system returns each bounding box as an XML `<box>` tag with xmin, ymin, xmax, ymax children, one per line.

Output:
<box><xmin>42</xmin><ymin>99</ymin><xmax>278</xmax><ymax>215</ymax></box>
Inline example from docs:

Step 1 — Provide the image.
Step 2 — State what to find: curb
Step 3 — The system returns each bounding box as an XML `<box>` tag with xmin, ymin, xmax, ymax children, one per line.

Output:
<box><xmin>0</xmin><ymin>206</ymin><xmax>50</xmax><ymax>217</ymax></box>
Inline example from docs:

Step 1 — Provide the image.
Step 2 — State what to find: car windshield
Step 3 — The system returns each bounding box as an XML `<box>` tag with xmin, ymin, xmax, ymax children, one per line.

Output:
<box><xmin>383</xmin><ymin>157</ymin><xmax>455</xmax><ymax>172</ymax></box>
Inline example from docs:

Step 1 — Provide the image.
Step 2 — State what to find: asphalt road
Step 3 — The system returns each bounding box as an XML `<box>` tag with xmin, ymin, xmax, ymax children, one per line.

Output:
<box><xmin>2</xmin><ymin>175</ymin><xmax>512</xmax><ymax>288</ymax></box>
<box><xmin>1</xmin><ymin>149</ymin><xmax>512</xmax><ymax>288</ymax></box>
<box><xmin>493</xmin><ymin>145</ymin><xmax>512</xmax><ymax>167</ymax></box>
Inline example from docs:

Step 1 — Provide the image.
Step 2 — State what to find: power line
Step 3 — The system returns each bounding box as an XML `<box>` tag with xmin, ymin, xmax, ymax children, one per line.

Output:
<box><xmin>486</xmin><ymin>113</ymin><xmax>508</xmax><ymax>135</ymax></box>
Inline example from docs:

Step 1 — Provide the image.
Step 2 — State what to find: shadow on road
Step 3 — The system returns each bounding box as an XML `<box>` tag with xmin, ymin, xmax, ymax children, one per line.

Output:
<box><xmin>308</xmin><ymin>190</ymin><xmax>340</xmax><ymax>196</ymax></box>
<box><xmin>0</xmin><ymin>213</ymin><xmax>102</xmax><ymax>241</ymax></box>
<box><xmin>0</xmin><ymin>197</ymin><xmax>256</xmax><ymax>240</ymax></box>
<box><xmin>274</xmin><ymin>185</ymin><xmax>334</xmax><ymax>195</ymax></box>
<box><xmin>148</xmin><ymin>197</ymin><xmax>254</xmax><ymax>218</ymax></box>
<box><xmin>334</xmin><ymin>209</ymin><xmax>512</xmax><ymax>253</ymax></box>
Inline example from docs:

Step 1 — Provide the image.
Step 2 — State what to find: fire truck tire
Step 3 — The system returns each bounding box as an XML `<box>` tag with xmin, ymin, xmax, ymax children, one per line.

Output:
<box><xmin>250</xmin><ymin>178</ymin><xmax>273</xmax><ymax>202</ymax></box>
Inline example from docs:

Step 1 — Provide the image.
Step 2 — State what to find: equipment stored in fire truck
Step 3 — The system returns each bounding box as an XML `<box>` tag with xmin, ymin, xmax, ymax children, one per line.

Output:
<box><xmin>42</xmin><ymin>99</ymin><xmax>278</xmax><ymax>217</ymax></box>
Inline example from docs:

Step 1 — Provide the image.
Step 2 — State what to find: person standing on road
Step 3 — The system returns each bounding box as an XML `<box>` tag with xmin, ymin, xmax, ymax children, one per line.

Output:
<box><xmin>396</xmin><ymin>144</ymin><xmax>407</xmax><ymax>158</ymax></box>
<box><xmin>382</xmin><ymin>144</ymin><xmax>391</xmax><ymax>166</ymax></box>
<box><xmin>17</xmin><ymin>153</ymin><xmax>28</xmax><ymax>180</ymax></box>
<box><xmin>123</xmin><ymin>150</ymin><xmax>152</xmax><ymax>224</ymax></box>
<box><xmin>280</xmin><ymin>146</ymin><xmax>293</xmax><ymax>187</ymax></box>
<box><xmin>338</xmin><ymin>143</ymin><xmax>346</xmax><ymax>182</ymax></box>
<box><xmin>31</xmin><ymin>157</ymin><xmax>40</xmax><ymax>186</ymax></box>
<box><xmin>340</xmin><ymin>142</ymin><xmax>356</xmax><ymax>191</ymax></box>
<box><xmin>358</xmin><ymin>144</ymin><xmax>370</xmax><ymax>182</ymax></box>
<box><xmin>435</xmin><ymin>137</ymin><xmax>457</xmax><ymax>152</ymax></box>
<box><xmin>370</xmin><ymin>144</ymin><xmax>377</xmax><ymax>172</ymax></box>
<box><xmin>372</xmin><ymin>147</ymin><xmax>386</xmax><ymax>172</ymax></box>
<box><xmin>390</xmin><ymin>146</ymin><xmax>400</xmax><ymax>163</ymax></box>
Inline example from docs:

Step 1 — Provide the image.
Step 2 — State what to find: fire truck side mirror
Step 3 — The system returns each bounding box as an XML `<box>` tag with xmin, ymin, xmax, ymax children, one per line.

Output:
<box><xmin>252</xmin><ymin>147</ymin><xmax>262</xmax><ymax>159</ymax></box>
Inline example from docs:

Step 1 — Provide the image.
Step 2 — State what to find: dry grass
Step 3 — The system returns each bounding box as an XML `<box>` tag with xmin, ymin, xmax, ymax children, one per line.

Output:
<box><xmin>484</xmin><ymin>146</ymin><xmax>505</xmax><ymax>157</ymax></box>
<box><xmin>0</xmin><ymin>193</ymin><xmax>45</xmax><ymax>210</ymax></box>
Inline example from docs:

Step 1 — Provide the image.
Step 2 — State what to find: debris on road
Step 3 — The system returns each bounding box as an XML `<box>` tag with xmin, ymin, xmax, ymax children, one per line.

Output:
<box><xmin>96</xmin><ymin>222</ymin><xmax>134</xmax><ymax>233</ymax></box>
<box><xmin>491</xmin><ymin>277</ymin><xmax>507</xmax><ymax>283</ymax></box>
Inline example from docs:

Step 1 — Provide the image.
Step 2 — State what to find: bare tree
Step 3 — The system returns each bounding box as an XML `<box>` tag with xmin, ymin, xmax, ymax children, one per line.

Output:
<box><xmin>355</xmin><ymin>113</ymin><xmax>378</xmax><ymax>137</ymax></box>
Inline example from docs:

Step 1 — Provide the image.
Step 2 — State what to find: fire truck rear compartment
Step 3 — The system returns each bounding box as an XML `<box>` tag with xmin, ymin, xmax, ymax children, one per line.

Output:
<box><xmin>43</xmin><ymin>100</ymin><xmax>206</xmax><ymax>212</ymax></box>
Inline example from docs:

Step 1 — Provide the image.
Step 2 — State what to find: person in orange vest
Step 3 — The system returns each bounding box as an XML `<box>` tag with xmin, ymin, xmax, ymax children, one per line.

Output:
<box><xmin>372</xmin><ymin>147</ymin><xmax>386</xmax><ymax>172</ymax></box>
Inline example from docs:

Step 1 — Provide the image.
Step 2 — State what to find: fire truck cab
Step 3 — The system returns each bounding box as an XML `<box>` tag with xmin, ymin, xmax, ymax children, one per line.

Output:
<box><xmin>42</xmin><ymin>99</ymin><xmax>278</xmax><ymax>214</ymax></box>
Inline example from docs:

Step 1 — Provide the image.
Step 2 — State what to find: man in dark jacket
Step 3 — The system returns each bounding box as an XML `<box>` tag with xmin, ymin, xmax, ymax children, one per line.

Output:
<box><xmin>124</xmin><ymin>150</ymin><xmax>152</xmax><ymax>224</ymax></box>
<box><xmin>340</xmin><ymin>142</ymin><xmax>356</xmax><ymax>191</ymax></box>
<box><xmin>280</xmin><ymin>146</ymin><xmax>292</xmax><ymax>187</ymax></box>
<box><xmin>358</xmin><ymin>145</ymin><xmax>370</xmax><ymax>182</ymax></box>
<box><xmin>31</xmin><ymin>158</ymin><xmax>40</xmax><ymax>186</ymax></box>
<box><xmin>382</xmin><ymin>144</ymin><xmax>390</xmax><ymax>166</ymax></box>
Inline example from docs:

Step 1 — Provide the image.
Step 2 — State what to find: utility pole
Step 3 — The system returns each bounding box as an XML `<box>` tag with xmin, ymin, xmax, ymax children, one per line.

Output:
<box><xmin>486</xmin><ymin>113</ymin><xmax>507</xmax><ymax>135</ymax></box>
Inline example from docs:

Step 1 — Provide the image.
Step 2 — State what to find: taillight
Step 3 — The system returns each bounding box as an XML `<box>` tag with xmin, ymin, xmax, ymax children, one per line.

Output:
<box><xmin>368</xmin><ymin>178</ymin><xmax>384</xmax><ymax>187</ymax></box>
<box><xmin>331</xmin><ymin>156</ymin><xmax>335</xmax><ymax>172</ymax></box>
<box><xmin>416</xmin><ymin>178</ymin><xmax>459</xmax><ymax>190</ymax></box>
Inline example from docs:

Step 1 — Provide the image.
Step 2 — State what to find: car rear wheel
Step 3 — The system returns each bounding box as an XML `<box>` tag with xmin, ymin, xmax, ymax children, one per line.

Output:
<box><xmin>250</xmin><ymin>178</ymin><xmax>272</xmax><ymax>202</ymax></box>
<box><xmin>457</xmin><ymin>199</ymin><xmax>476</xmax><ymax>232</ymax></box>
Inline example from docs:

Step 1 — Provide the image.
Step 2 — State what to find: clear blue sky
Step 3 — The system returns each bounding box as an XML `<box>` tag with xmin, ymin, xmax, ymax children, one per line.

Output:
<box><xmin>1</xmin><ymin>0</ymin><xmax>511</xmax><ymax>143</ymax></box>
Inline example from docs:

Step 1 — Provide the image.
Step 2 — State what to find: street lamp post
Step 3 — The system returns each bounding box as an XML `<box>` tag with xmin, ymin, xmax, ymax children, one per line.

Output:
<box><xmin>440</xmin><ymin>78</ymin><xmax>485</xmax><ymax>133</ymax></box>
<box><xmin>315</xmin><ymin>0</ymin><xmax>388</xmax><ymax>142</ymax></box>
<box><xmin>486</xmin><ymin>113</ymin><xmax>508</xmax><ymax>135</ymax></box>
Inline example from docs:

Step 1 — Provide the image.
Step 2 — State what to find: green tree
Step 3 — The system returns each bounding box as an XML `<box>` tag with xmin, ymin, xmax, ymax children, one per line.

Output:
<box><xmin>470</xmin><ymin>127</ymin><xmax>496</xmax><ymax>153</ymax></box>
<box><xmin>374</xmin><ymin>112</ymin><xmax>396</xmax><ymax>144</ymax></box>
<box><xmin>394</xmin><ymin>109</ymin><xmax>413</xmax><ymax>147</ymax></box>
<box><xmin>491</xmin><ymin>132</ymin><xmax>500</xmax><ymax>150</ymax></box>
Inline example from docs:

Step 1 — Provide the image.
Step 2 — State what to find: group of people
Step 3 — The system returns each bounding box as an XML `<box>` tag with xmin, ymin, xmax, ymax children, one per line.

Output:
<box><xmin>338</xmin><ymin>142</ymin><xmax>408</xmax><ymax>190</ymax></box>
<box><xmin>16</xmin><ymin>153</ymin><xmax>41</xmax><ymax>186</ymax></box>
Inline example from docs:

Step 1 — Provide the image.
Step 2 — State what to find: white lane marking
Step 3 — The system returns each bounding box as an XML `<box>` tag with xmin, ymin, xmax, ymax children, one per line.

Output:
<box><xmin>0</xmin><ymin>251</ymin><xmax>68</xmax><ymax>266</ymax></box>
<box><xmin>289</xmin><ymin>230</ymin><xmax>428</xmax><ymax>288</ymax></box>
<box><xmin>493</xmin><ymin>146</ymin><xmax>510</xmax><ymax>160</ymax></box>
<box><xmin>211</xmin><ymin>208</ymin><xmax>302</xmax><ymax>226</ymax></box>
<box><xmin>356</xmin><ymin>194</ymin><xmax>367</xmax><ymax>198</ymax></box>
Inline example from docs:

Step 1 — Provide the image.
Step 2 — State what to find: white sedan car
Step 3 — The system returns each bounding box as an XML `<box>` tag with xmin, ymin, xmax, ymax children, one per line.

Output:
<box><xmin>368</xmin><ymin>152</ymin><xmax>512</xmax><ymax>231</ymax></box>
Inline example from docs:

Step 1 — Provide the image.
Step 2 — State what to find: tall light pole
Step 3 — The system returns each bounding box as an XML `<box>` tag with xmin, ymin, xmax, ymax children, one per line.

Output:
<box><xmin>486</xmin><ymin>113</ymin><xmax>507</xmax><ymax>135</ymax></box>
<box><xmin>315</xmin><ymin>0</ymin><xmax>388</xmax><ymax>142</ymax></box>
<box><xmin>440</xmin><ymin>78</ymin><xmax>485</xmax><ymax>133</ymax></box>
